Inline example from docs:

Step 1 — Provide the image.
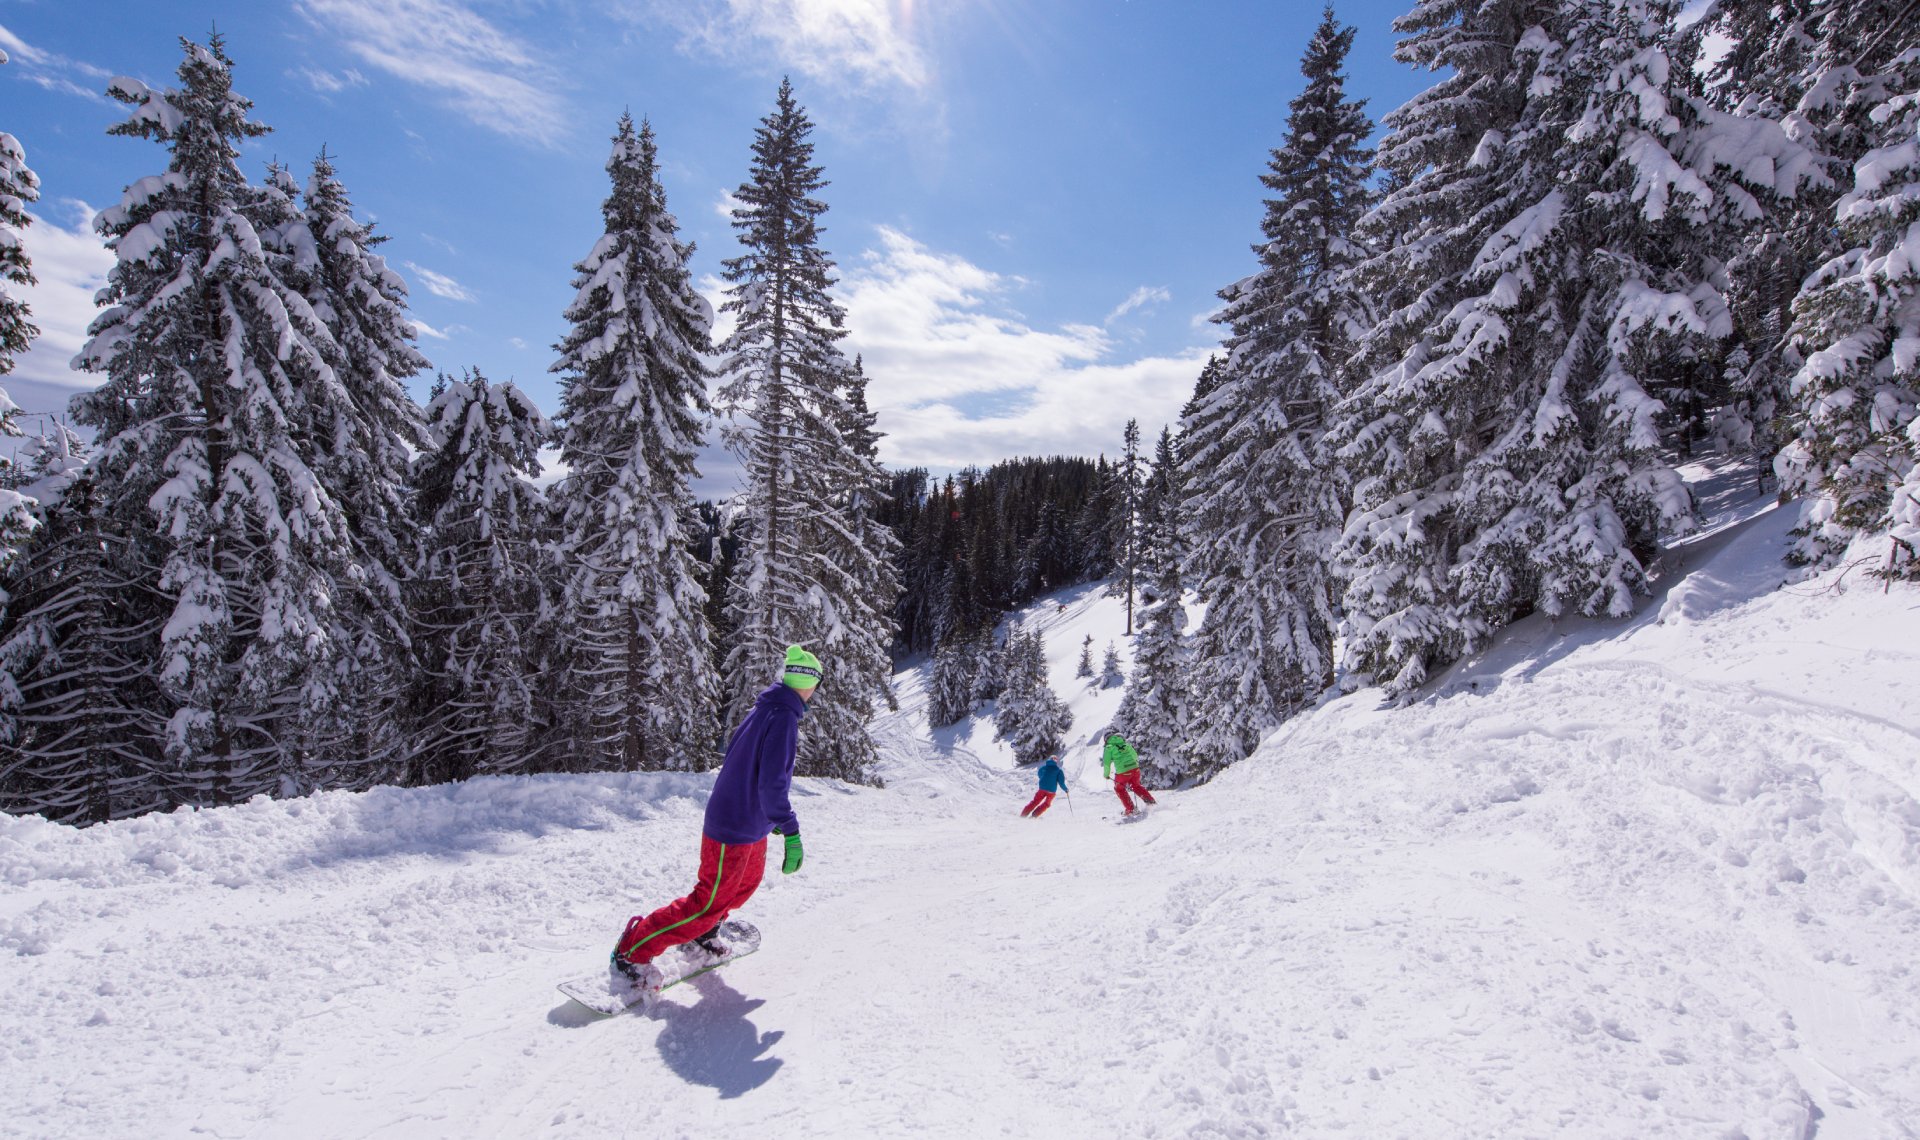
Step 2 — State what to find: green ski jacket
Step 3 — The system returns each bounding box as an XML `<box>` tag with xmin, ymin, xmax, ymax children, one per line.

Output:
<box><xmin>1101</xmin><ymin>735</ymin><xmax>1140</xmax><ymax>778</ymax></box>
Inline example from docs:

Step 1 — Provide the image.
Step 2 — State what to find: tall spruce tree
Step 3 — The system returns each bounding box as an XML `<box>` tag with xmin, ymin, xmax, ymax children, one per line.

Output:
<box><xmin>267</xmin><ymin>149</ymin><xmax>432</xmax><ymax>787</ymax></box>
<box><xmin>1329</xmin><ymin>0</ymin><xmax>1796</xmax><ymax>695</ymax></box>
<box><xmin>410</xmin><ymin>370</ymin><xmax>550</xmax><ymax>782</ymax></box>
<box><xmin>827</xmin><ymin>352</ymin><xmax>903</xmax><ymax>713</ymax></box>
<box><xmin>1115</xmin><ymin>426</ymin><xmax>1194</xmax><ymax>783</ymax></box>
<box><xmin>716</xmin><ymin>79</ymin><xmax>895</xmax><ymax>784</ymax></box>
<box><xmin>550</xmin><ymin>114</ymin><xmax>719</xmax><ymax>771</ymax></box>
<box><xmin>991</xmin><ymin>627</ymin><xmax>1072</xmax><ymax>766</ymax></box>
<box><xmin>1778</xmin><ymin>42</ymin><xmax>1920</xmax><ymax>574</ymax></box>
<box><xmin>1</xmin><ymin>47</ymin><xmax>43</xmax><ymax>571</ymax></box>
<box><xmin>1183</xmin><ymin>8</ymin><xmax>1371</xmax><ymax>766</ymax></box>
<box><xmin>71</xmin><ymin>36</ymin><xmax>354</xmax><ymax>805</ymax></box>
<box><xmin>1106</xmin><ymin>419</ymin><xmax>1145</xmax><ymax>633</ymax></box>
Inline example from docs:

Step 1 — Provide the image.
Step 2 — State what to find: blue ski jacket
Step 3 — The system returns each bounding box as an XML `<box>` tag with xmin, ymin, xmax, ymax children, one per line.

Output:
<box><xmin>1036</xmin><ymin>758</ymin><xmax>1067</xmax><ymax>794</ymax></box>
<box><xmin>704</xmin><ymin>683</ymin><xmax>806</xmax><ymax>844</ymax></box>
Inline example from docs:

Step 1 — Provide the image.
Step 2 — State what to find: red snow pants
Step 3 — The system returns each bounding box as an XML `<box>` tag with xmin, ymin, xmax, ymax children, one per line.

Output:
<box><xmin>1113</xmin><ymin>769</ymin><xmax>1156</xmax><ymax>812</ymax></box>
<box><xmin>615</xmin><ymin>834</ymin><xmax>767</xmax><ymax>964</ymax></box>
<box><xmin>1021</xmin><ymin>791</ymin><xmax>1056</xmax><ymax>817</ymax></box>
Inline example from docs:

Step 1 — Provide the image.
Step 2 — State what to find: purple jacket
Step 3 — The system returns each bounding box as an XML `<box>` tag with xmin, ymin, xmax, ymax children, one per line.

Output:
<box><xmin>704</xmin><ymin>683</ymin><xmax>806</xmax><ymax>844</ymax></box>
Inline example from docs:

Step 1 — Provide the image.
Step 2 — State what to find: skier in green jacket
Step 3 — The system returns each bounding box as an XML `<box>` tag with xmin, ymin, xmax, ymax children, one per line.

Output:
<box><xmin>1101</xmin><ymin>731</ymin><xmax>1156</xmax><ymax>817</ymax></box>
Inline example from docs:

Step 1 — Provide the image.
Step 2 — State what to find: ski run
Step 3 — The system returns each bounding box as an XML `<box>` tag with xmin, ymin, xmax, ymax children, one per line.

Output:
<box><xmin>0</xmin><ymin>458</ymin><xmax>1915</xmax><ymax>1138</ymax></box>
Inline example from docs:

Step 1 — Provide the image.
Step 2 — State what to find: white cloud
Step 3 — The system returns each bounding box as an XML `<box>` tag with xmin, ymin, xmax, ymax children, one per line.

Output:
<box><xmin>294</xmin><ymin>0</ymin><xmax>570</xmax><ymax>145</ymax></box>
<box><xmin>834</xmin><ymin>227</ymin><xmax>1210</xmax><ymax>471</ymax></box>
<box><xmin>291</xmin><ymin>66</ymin><xmax>370</xmax><ymax>94</ymax></box>
<box><xmin>411</xmin><ymin>318</ymin><xmax>452</xmax><ymax>341</ymax></box>
<box><xmin>0</xmin><ymin>25</ymin><xmax>51</xmax><ymax>71</ymax></box>
<box><xmin>637</xmin><ymin>0</ymin><xmax>934</xmax><ymax>93</ymax></box>
<box><xmin>1106</xmin><ymin>285</ymin><xmax>1170</xmax><ymax>326</ymax></box>
<box><xmin>696</xmin><ymin>229</ymin><xmax>1211</xmax><ymax>485</ymax></box>
<box><xmin>404</xmin><ymin>262</ymin><xmax>477</xmax><ymax>303</ymax></box>
<box><xmin>5</xmin><ymin>200</ymin><xmax>113</xmax><ymax>398</ymax></box>
<box><xmin>0</xmin><ymin>23</ymin><xmax>113</xmax><ymax>104</ymax></box>
<box><xmin>507</xmin><ymin>336</ymin><xmax>528</xmax><ymax>350</ymax></box>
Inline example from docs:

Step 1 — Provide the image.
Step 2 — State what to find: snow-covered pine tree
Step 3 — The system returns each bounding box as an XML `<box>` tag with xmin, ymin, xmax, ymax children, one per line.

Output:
<box><xmin>71</xmin><ymin>36</ymin><xmax>354</xmax><ymax>806</ymax></box>
<box><xmin>1688</xmin><ymin>0</ymin><xmax>1901</xmax><ymax>490</ymax></box>
<box><xmin>715</xmin><ymin>79</ymin><xmax>895</xmax><ymax>784</ymax></box>
<box><xmin>991</xmin><ymin>628</ymin><xmax>1072</xmax><ymax>766</ymax></box>
<box><xmin>1105</xmin><ymin>419</ymin><xmax>1145</xmax><ymax>633</ymax></box>
<box><xmin>265</xmin><ymin>148</ymin><xmax>432</xmax><ymax>787</ymax></box>
<box><xmin>925</xmin><ymin>631</ymin><xmax>977</xmax><ymax>728</ymax></box>
<box><xmin>0</xmin><ymin>82</ymin><xmax>36</xmax><ymax>398</ymax></box>
<box><xmin>4</xmin><ymin>419</ymin><xmax>85</xmax><ymax>485</ymax></box>
<box><xmin>1329</xmin><ymin>0</ymin><xmax>1798</xmax><ymax>696</ymax></box>
<box><xmin>1183</xmin><ymin>6</ymin><xmax>1372</xmax><ymax>764</ymax></box>
<box><xmin>1175</xmin><ymin>356</ymin><xmax>1229</xmax><ymax>461</ymax></box>
<box><xmin>841</xmin><ymin>354</ymin><xmax>882</xmax><ymax>460</ymax></box>
<box><xmin>1116</xmin><ymin>426</ymin><xmax>1194</xmax><ymax>783</ymax></box>
<box><xmin>0</xmin><ymin>465</ymin><xmax>168</xmax><ymax>823</ymax></box>
<box><xmin>969</xmin><ymin>623</ymin><xmax>1004</xmax><ymax>704</ymax></box>
<box><xmin>1777</xmin><ymin>43</ymin><xmax>1920</xmax><ymax>574</ymax></box>
<box><xmin>1</xmin><ymin>46</ymin><xmax>42</xmax><ymax>570</ymax></box>
<box><xmin>409</xmin><ymin>370</ymin><xmax>551</xmax><ymax>782</ymax></box>
<box><xmin>549</xmin><ymin>114</ymin><xmax>719</xmax><ymax>771</ymax></box>
<box><xmin>1134</xmin><ymin>426</ymin><xmax>1176</xmax><ymax>600</ymax></box>
<box><xmin>823</xmin><ymin>351</ymin><xmax>902</xmax><ymax>717</ymax></box>
<box><xmin>1076</xmin><ymin>633</ymin><xmax>1095</xmax><ymax>680</ymax></box>
<box><xmin>1100</xmin><ymin>640</ymin><xmax>1124</xmax><ymax>689</ymax></box>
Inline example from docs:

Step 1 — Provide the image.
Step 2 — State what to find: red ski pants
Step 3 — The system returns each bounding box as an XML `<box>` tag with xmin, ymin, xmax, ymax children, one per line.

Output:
<box><xmin>1021</xmin><ymin>791</ymin><xmax>1056</xmax><ymax>817</ymax></box>
<box><xmin>1113</xmin><ymin>769</ymin><xmax>1156</xmax><ymax>812</ymax></box>
<box><xmin>616</xmin><ymin>834</ymin><xmax>767</xmax><ymax>964</ymax></box>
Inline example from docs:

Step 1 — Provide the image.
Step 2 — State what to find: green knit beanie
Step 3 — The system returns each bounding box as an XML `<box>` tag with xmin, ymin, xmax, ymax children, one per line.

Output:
<box><xmin>783</xmin><ymin>645</ymin><xmax>822</xmax><ymax>689</ymax></box>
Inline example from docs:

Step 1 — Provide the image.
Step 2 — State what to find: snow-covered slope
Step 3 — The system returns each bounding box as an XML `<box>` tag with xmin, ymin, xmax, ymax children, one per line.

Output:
<box><xmin>2</xmin><ymin>459</ymin><xmax>1916</xmax><ymax>1138</ymax></box>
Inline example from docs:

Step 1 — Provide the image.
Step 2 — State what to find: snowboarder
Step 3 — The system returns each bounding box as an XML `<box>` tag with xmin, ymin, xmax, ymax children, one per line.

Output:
<box><xmin>608</xmin><ymin>645</ymin><xmax>819</xmax><ymax>997</ymax></box>
<box><xmin>1102</xmin><ymin>731</ymin><xmax>1156</xmax><ymax>817</ymax></box>
<box><xmin>1021</xmin><ymin>756</ymin><xmax>1068</xmax><ymax>818</ymax></box>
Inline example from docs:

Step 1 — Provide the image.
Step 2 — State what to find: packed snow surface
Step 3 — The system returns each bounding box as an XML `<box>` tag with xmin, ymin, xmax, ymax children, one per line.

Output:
<box><xmin>3</xmin><ymin>459</ymin><xmax>1918</xmax><ymax>1138</ymax></box>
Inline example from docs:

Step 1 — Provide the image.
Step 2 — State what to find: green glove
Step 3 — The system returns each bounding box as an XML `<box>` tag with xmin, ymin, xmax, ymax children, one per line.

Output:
<box><xmin>781</xmin><ymin>831</ymin><xmax>804</xmax><ymax>875</ymax></box>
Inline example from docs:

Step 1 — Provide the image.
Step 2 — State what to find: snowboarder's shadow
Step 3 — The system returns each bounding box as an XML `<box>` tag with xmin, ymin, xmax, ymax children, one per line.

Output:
<box><xmin>651</xmin><ymin>974</ymin><xmax>784</xmax><ymax>1098</ymax></box>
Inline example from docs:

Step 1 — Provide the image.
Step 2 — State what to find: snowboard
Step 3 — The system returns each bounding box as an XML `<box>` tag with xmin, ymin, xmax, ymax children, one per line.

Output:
<box><xmin>558</xmin><ymin>919</ymin><xmax>762</xmax><ymax>1017</ymax></box>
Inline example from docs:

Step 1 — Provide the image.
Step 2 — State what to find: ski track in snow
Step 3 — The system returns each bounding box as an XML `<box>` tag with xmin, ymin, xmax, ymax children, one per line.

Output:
<box><xmin>3</xmin><ymin>459</ymin><xmax>1919</xmax><ymax>1138</ymax></box>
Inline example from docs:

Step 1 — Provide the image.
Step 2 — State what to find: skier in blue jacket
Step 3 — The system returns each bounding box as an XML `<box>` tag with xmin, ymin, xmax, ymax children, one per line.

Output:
<box><xmin>1020</xmin><ymin>756</ymin><xmax>1068</xmax><ymax>817</ymax></box>
<box><xmin>610</xmin><ymin>645</ymin><xmax>818</xmax><ymax>993</ymax></box>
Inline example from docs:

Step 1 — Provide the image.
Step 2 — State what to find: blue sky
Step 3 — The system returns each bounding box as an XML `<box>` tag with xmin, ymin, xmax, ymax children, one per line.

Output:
<box><xmin>3</xmin><ymin>0</ymin><xmax>1432</xmax><ymax>491</ymax></box>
